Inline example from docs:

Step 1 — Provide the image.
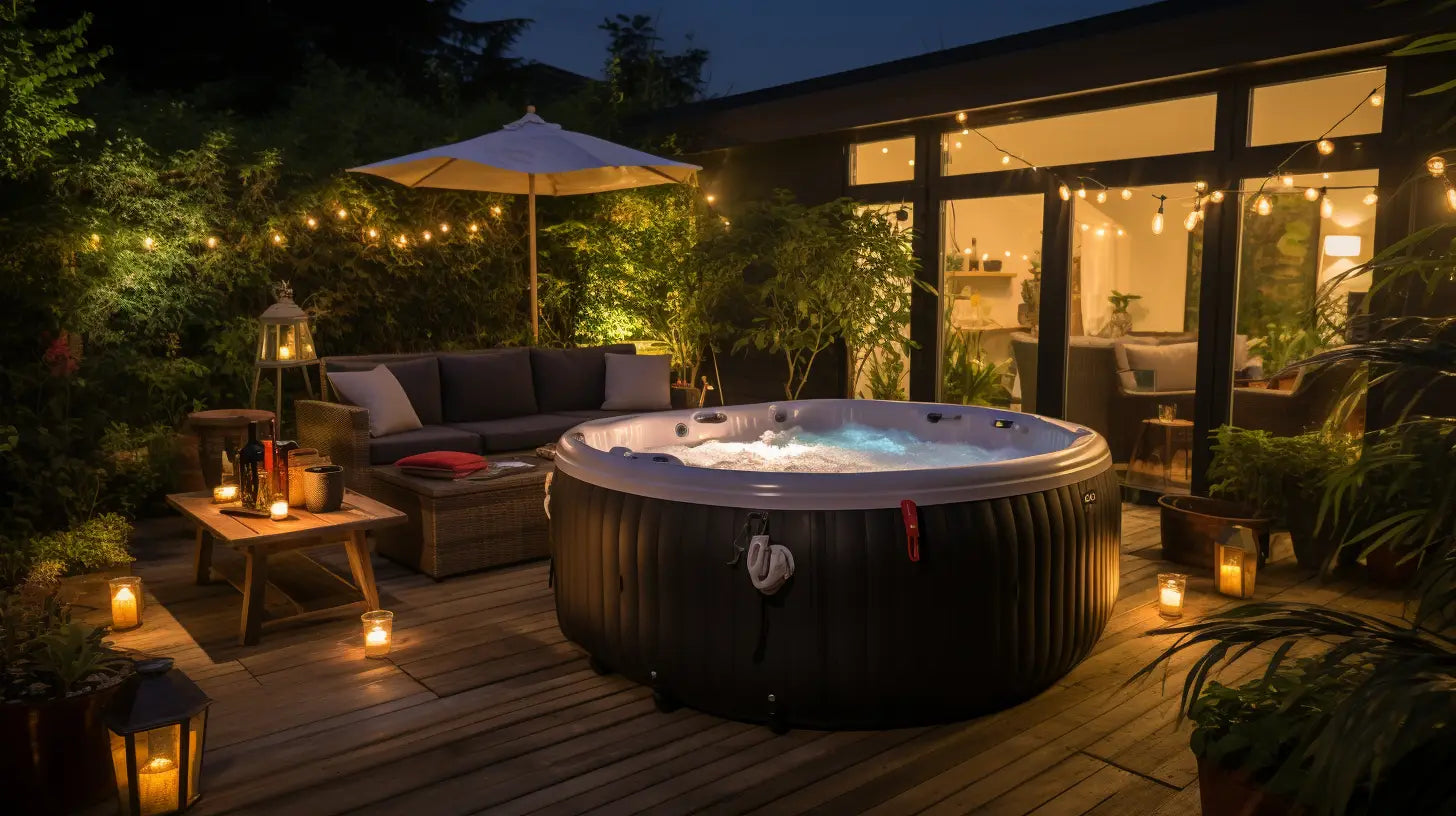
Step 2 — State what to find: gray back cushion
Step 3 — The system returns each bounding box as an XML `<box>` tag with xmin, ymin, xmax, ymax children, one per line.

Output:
<box><xmin>529</xmin><ymin>344</ymin><xmax>636</xmax><ymax>413</ymax></box>
<box><xmin>439</xmin><ymin>349</ymin><xmax>538</xmax><ymax>422</ymax></box>
<box><xmin>327</xmin><ymin>356</ymin><xmax>442</xmax><ymax>425</ymax></box>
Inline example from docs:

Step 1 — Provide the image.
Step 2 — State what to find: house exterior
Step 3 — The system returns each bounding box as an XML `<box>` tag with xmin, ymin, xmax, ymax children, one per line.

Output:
<box><xmin>666</xmin><ymin>0</ymin><xmax>1456</xmax><ymax>492</ymax></box>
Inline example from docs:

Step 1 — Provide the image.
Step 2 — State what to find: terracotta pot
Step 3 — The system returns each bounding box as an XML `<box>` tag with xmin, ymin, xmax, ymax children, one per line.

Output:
<box><xmin>1</xmin><ymin>679</ymin><xmax>127</xmax><ymax>814</ymax></box>
<box><xmin>1159</xmin><ymin>495</ymin><xmax>1272</xmax><ymax>571</ymax></box>
<box><xmin>670</xmin><ymin>384</ymin><xmax>702</xmax><ymax>409</ymax></box>
<box><xmin>1198</xmin><ymin>757</ymin><xmax>1303</xmax><ymax>816</ymax></box>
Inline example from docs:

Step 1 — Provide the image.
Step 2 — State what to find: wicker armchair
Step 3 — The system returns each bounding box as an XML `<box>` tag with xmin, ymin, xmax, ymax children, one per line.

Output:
<box><xmin>295</xmin><ymin>400</ymin><xmax>376</xmax><ymax>497</ymax></box>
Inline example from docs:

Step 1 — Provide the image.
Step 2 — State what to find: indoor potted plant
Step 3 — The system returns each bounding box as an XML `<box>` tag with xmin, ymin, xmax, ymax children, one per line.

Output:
<box><xmin>1</xmin><ymin>590</ymin><xmax>135</xmax><ymax>814</ymax></box>
<box><xmin>1105</xmin><ymin>289</ymin><xmax>1141</xmax><ymax>337</ymax></box>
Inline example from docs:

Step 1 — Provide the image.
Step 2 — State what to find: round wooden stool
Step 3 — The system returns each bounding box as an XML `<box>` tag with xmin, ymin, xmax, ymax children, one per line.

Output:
<box><xmin>187</xmin><ymin>409</ymin><xmax>276</xmax><ymax>488</ymax></box>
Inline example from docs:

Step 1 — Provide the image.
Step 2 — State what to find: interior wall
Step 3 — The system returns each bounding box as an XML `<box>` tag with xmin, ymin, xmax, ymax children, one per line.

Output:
<box><xmin>1074</xmin><ymin>183</ymin><xmax>1201</xmax><ymax>334</ymax></box>
<box><xmin>941</xmin><ymin>194</ymin><xmax>1043</xmax><ymax>329</ymax></box>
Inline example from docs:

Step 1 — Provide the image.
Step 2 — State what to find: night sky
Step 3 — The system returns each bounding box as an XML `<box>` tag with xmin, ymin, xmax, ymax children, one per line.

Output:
<box><xmin>469</xmin><ymin>0</ymin><xmax>1155</xmax><ymax>95</ymax></box>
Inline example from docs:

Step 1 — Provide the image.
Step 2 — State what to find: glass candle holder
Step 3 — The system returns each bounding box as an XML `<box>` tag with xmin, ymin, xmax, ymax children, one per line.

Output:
<box><xmin>1158</xmin><ymin>404</ymin><xmax>1177</xmax><ymax>423</ymax></box>
<box><xmin>212</xmin><ymin>484</ymin><xmax>239</xmax><ymax>504</ymax></box>
<box><xmin>110</xmin><ymin>576</ymin><xmax>143</xmax><ymax>630</ymax></box>
<box><xmin>269</xmin><ymin>497</ymin><xmax>289</xmax><ymax>521</ymax></box>
<box><xmin>362</xmin><ymin>610</ymin><xmax>393</xmax><ymax>658</ymax></box>
<box><xmin>1215</xmin><ymin>527</ymin><xmax>1259</xmax><ymax>599</ymax></box>
<box><xmin>1157</xmin><ymin>573</ymin><xmax>1187</xmax><ymax>619</ymax></box>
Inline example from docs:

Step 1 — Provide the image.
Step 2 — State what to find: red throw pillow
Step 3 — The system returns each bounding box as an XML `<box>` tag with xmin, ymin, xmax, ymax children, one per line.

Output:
<box><xmin>394</xmin><ymin>451</ymin><xmax>488</xmax><ymax>478</ymax></box>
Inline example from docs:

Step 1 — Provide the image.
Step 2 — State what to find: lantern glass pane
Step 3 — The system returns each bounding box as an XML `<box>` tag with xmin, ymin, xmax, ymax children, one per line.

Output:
<box><xmin>296</xmin><ymin>322</ymin><xmax>317</xmax><ymax>360</ymax></box>
<box><xmin>186</xmin><ymin>711</ymin><xmax>207</xmax><ymax>805</ymax></box>
<box><xmin>110</xmin><ymin>732</ymin><xmax>131</xmax><ymax>814</ymax></box>
<box><xmin>136</xmin><ymin>724</ymin><xmax>183</xmax><ymax>815</ymax></box>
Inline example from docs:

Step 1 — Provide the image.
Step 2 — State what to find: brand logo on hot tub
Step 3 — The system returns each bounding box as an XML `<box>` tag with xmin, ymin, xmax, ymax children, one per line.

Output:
<box><xmin>1083</xmin><ymin>490</ymin><xmax>1097</xmax><ymax>505</ymax></box>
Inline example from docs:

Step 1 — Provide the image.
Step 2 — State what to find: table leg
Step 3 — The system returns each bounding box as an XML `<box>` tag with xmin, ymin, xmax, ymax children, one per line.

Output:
<box><xmin>193</xmin><ymin>526</ymin><xmax>213</xmax><ymax>585</ymax></box>
<box><xmin>240</xmin><ymin>548</ymin><xmax>268</xmax><ymax>646</ymax></box>
<box><xmin>1163</xmin><ymin>426</ymin><xmax>1174</xmax><ymax>486</ymax></box>
<box><xmin>345</xmin><ymin>531</ymin><xmax>380</xmax><ymax>610</ymax></box>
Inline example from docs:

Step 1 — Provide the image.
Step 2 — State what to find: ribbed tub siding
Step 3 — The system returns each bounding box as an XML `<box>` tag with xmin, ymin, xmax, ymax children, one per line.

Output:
<box><xmin>550</xmin><ymin>466</ymin><xmax>1121</xmax><ymax>729</ymax></box>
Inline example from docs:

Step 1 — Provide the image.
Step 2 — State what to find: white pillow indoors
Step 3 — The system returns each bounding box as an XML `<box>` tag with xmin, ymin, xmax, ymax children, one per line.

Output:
<box><xmin>327</xmin><ymin>365</ymin><xmax>423</xmax><ymax>437</ymax></box>
<box><xmin>602</xmin><ymin>353</ymin><xmax>671</xmax><ymax>411</ymax></box>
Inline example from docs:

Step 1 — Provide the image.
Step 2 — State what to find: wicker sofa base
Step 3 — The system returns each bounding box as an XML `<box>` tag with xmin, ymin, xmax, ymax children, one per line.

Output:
<box><xmin>368</xmin><ymin>459</ymin><xmax>551</xmax><ymax>579</ymax></box>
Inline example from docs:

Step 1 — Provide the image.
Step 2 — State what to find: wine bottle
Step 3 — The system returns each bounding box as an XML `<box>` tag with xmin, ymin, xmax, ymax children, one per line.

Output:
<box><xmin>272</xmin><ymin>440</ymin><xmax>299</xmax><ymax>506</ymax></box>
<box><xmin>238</xmin><ymin>421</ymin><xmax>266</xmax><ymax>510</ymax></box>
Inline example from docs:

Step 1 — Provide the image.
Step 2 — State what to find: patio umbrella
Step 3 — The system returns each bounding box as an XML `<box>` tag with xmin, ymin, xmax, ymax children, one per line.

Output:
<box><xmin>348</xmin><ymin>107</ymin><xmax>701</xmax><ymax>340</ymax></box>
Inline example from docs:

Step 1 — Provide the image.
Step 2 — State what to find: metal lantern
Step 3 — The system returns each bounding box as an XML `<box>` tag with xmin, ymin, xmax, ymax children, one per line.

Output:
<box><xmin>250</xmin><ymin>282</ymin><xmax>317</xmax><ymax>423</ymax></box>
<box><xmin>107</xmin><ymin>658</ymin><xmax>212</xmax><ymax>815</ymax></box>
<box><xmin>1215</xmin><ymin>525</ymin><xmax>1259</xmax><ymax>599</ymax></box>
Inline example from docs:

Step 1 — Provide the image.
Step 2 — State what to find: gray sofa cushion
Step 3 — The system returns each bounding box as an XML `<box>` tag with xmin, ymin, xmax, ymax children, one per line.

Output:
<box><xmin>529</xmin><ymin>344</ymin><xmax>635</xmax><ymax>413</ymax></box>
<box><xmin>328</xmin><ymin>356</ymin><xmax>443</xmax><ymax>425</ymax></box>
<box><xmin>439</xmin><ymin>349</ymin><xmax>538</xmax><ymax>422</ymax></box>
<box><xmin>368</xmin><ymin>425</ymin><xmax>482</xmax><ymax>465</ymax></box>
<box><xmin>448</xmin><ymin>414</ymin><xmax>585</xmax><ymax>453</ymax></box>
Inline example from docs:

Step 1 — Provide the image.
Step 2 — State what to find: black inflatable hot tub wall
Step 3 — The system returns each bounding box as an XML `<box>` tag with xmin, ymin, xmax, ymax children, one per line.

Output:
<box><xmin>549</xmin><ymin>467</ymin><xmax>1120</xmax><ymax>729</ymax></box>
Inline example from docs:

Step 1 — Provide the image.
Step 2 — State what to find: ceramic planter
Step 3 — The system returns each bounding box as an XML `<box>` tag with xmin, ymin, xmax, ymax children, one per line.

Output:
<box><xmin>2</xmin><ymin>676</ymin><xmax>129</xmax><ymax>814</ymax></box>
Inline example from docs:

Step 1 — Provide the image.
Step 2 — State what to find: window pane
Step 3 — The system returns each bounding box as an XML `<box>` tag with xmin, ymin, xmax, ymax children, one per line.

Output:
<box><xmin>940</xmin><ymin>194</ymin><xmax>1042</xmax><ymax>407</ymax></box>
<box><xmin>1067</xmin><ymin>183</ymin><xmax>1204</xmax><ymax>493</ymax></box>
<box><xmin>850</xmin><ymin>137</ymin><xmax>915</xmax><ymax>185</ymax></box>
<box><xmin>854</xmin><ymin>203</ymin><xmax>915</xmax><ymax>400</ymax></box>
<box><xmin>1248</xmin><ymin>68</ymin><xmax>1385</xmax><ymax>146</ymax></box>
<box><xmin>1232</xmin><ymin>169</ymin><xmax>1377</xmax><ymax>436</ymax></box>
<box><xmin>942</xmin><ymin>95</ymin><xmax>1216</xmax><ymax>176</ymax></box>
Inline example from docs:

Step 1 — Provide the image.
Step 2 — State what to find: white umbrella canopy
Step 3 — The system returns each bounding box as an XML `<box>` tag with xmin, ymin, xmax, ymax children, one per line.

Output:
<box><xmin>348</xmin><ymin>108</ymin><xmax>701</xmax><ymax>339</ymax></box>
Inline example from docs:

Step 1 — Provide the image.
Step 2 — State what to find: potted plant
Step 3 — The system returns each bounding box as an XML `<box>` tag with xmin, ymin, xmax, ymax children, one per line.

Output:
<box><xmin>1105</xmin><ymin>289</ymin><xmax>1141</xmax><ymax>337</ymax></box>
<box><xmin>1017</xmin><ymin>252</ymin><xmax>1041</xmax><ymax>332</ymax></box>
<box><xmin>1</xmin><ymin>590</ymin><xmax>134</xmax><ymax>814</ymax></box>
<box><xmin>1157</xmin><ymin>493</ymin><xmax>1273</xmax><ymax>572</ymax></box>
<box><xmin>941</xmin><ymin>321</ymin><xmax>1010</xmax><ymax>407</ymax></box>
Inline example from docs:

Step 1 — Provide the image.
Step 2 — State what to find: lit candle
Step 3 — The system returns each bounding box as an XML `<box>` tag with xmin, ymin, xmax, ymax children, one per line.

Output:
<box><xmin>212</xmin><ymin>484</ymin><xmax>239</xmax><ymax>503</ymax></box>
<box><xmin>1157</xmin><ymin>573</ymin><xmax>1187</xmax><ymax>619</ymax></box>
<box><xmin>111</xmin><ymin>579</ymin><xmax>141</xmax><ymax>629</ymax></box>
<box><xmin>269</xmin><ymin>499</ymin><xmax>289</xmax><ymax>521</ymax></box>
<box><xmin>362</xmin><ymin>610</ymin><xmax>394</xmax><ymax>658</ymax></box>
<box><xmin>1219</xmin><ymin>561</ymin><xmax>1243</xmax><ymax>596</ymax></box>
<box><xmin>278</xmin><ymin>344</ymin><xmax>292</xmax><ymax>360</ymax></box>
<box><xmin>137</xmin><ymin>755</ymin><xmax>180</xmax><ymax>813</ymax></box>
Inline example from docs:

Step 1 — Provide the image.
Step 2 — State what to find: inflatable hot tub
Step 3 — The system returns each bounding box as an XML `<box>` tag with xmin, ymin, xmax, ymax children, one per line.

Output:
<box><xmin>549</xmin><ymin>399</ymin><xmax>1119</xmax><ymax>729</ymax></box>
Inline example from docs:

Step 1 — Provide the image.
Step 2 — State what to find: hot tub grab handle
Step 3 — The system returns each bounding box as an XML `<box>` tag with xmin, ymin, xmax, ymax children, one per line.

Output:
<box><xmin>901</xmin><ymin>500</ymin><xmax>920</xmax><ymax>562</ymax></box>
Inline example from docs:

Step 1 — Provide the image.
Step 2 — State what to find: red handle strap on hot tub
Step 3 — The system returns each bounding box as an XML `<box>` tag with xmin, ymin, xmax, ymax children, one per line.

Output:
<box><xmin>901</xmin><ymin>499</ymin><xmax>920</xmax><ymax>562</ymax></box>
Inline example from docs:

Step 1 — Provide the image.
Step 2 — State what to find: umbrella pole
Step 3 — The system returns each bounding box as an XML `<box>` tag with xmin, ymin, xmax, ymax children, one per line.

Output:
<box><xmin>528</xmin><ymin>174</ymin><xmax>538</xmax><ymax>342</ymax></box>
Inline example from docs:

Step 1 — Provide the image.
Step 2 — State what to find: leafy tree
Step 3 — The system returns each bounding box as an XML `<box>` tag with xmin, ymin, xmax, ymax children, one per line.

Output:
<box><xmin>0</xmin><ymin>1</ymin><xmax>108</xmax><ymax>179</ymax></box>
<box><xmin>600</xmin><ymin>14</ymin><xmax>708</xmax><ymax>129</ymax></box>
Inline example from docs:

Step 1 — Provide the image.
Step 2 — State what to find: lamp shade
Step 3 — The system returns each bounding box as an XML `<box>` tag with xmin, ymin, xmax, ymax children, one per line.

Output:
<box><xmin>256</xmin><ymin>282</ymin><xmax>316</xmax><ymax>367</ymax></box>
<box><xmin>1323</xmin><ymin>234</ymin><xmax>1362</xmax><ymax>258</ymax></box>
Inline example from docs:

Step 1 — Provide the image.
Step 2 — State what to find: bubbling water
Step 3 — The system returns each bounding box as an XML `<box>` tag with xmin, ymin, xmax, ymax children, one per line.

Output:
<box><xmin>646</xmin><ymin>423</ymin><xmax>1003</xmax><ymax>473</ymax></box>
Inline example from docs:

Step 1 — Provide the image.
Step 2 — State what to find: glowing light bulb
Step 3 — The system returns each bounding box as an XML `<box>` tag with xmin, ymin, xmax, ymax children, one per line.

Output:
<box><xmin>1021</xmin><ymin>254</ymin><xmax>1029</xmax><ymax>260</ymax></box>
<box><xmin>1317</xmin><ymin>139</ymin><xmax>1334</xmax><ymax>155</ymax></box>
<box><xmin>1362</xmin><ymin>191</ymin><xmax>1378</xmax><ymax>206</ymax></box>
<box><xmin>1428</xmin><ymin>156</ymin><xmax>1447</xmax><ymax>177</ymax></box>
<box><xmin>272</xmin><ymin>233</ymin><xmax>283</xmax><ymax>244</ymax></box>
<box><xmin>1304</xmin><ymin>187</ymin><xmax>1320</xmax><ymax>201</ymax></box>
<box><xmin>1058</xmin><ymin>185</ymin><xmax>1071</xmax><ymax>201</ymax></box>
<box><xmin>439</xmin><ymin>223</ymin><xmax>449</xmax><ymax>233</ymax></box>
<box><xmin>1281</xmin><ymin>174</ymin><xmax>1295</xmax><ymax>187</ymax></box>
<box><xmin>422</xmin><ymin>230</ymin><xmax>432</xmax><ymax>241</ymax></box>
<box><xmin>1095</xmin><ymin>190</ymin><xmax>1107</xmax><ymax>203</ymax></box>
<box><xmin>305</xmin><ymin>215</ymin><xmax>318</xmax><ymax>228</ymax></box>
<box><xmin>1322</xmin><ymin>172</ymin><xmax>1331</xmax><ymax>180</ymax></box>
<box><xmin>1115</xmin><ymin>227</ymin><xmax>1125</xmax><ymax>237</ymax></box>
<box><xmin>1370</xmin><ymin>92</ymin><xmax>1383</xmax><ymax>107</ymax></box>
<box><xmin>705</xmin><ymin>194</ymin><xmax>716</xmax><ymax>204</ymax></box>
<box><xmin>1000</xmin><ymin>154</ymin><xmax>1010</xmax><ymax>165</ymax></box>
<box><xmin>1255</xmin><ymin>196</ymin><xmax>1272</xmax><ymax>216</ymax></box>
<box><xmin>468</xmin><ymin>223</ymin><xmax>479</xmax><ymax>232</ymax></box>
<box><xmin>1194</xmin><ymin>181</ymin><xmax>1208</xmax><ymax>193</ymax></box>
<box><xmin>955</xmin><ymin>111</ymin><xmax>968</xmax><ymax>123</ymax></box>
<box><xmin>1320</xmin><ymin>195</ymin><xmax>1334</xmax><ymax>219</ymax></box>
<box><xmin>367</xmin><ymin>228</ymin><xmax>379</xmax><ymax>239</ymax></box>
<box><xmin>1004</xmin><ymin>250</ymin><xmax>1011</xmax><ymax>257</ymax></box>
<box><xmin>954</xmin><ymin>141</ymin><xmax>962</xmax><ymax>149</ymax></box>
<box><xmin>1079</xmin><ymin>222</ymin><xmax>1089</xmax><ymax>232</ymax></box>
<box><xmin>142</xmin><ymin>236</ymin><xmax>155</xmax><ymax>250</ymax></box>
<box><xmin>336</xmin><ymin>208</ymin><xmax>348</xmax><ymax>219</ymax></box>
<box><xmin>1120</xmin><ymin>188</ymin><xmax>1132</xmax><ymax>200</ymax></box>
<box><xmin>90</xmin><ymin>233</ymin><xmax>101</xmax><ymax>246</ymax></box>
<box><xmin>1151</xmin><ymin>211</ymin><xmax>1164</xmax><ymax>235</ymax></box>
<box><xmin>1184</xmin><ymin>210</ymin><xmax>1201</xmax><ymax>231</ymax></box>
<box><xmin>1447</xmin><ymin>186</ymin><xmax>1456</xmax><ymax>212</ymax></box>
<box><xmin>206</xmin><ymin>236</ymin><xmax>218</xmax><ymax>249</ymax></box>
<box><xmin>396</xmin><ymin>234</ymin><xmax>408</xmax><ymax>246</ymax></box>
<box><xmin>961</xmin><ymin>128</ymin><xmax>968</xmax><ymax>135</ymax></box>
<box><xmin>981</xmin><ymin>252</ymin><xmax>990</xmax><ymax>261</ymax></box>
<box><xmin>1210</xmin><ymin>190</ymin><xmax>1225</xmax><ymax>203</ymax></box>
<box><xmin>1094</xmin><ymin>226</ymin><xmax>1106</xmax><ymax>237</ymax></box>
<box><xmin>1077</xmin><ymin>186</ymin><xmax>1087</xmax><ymax>199</ymax></box>
<box><xmin>907</xmin><ymin>159</ymin><xmax>915</xmax><ymax>166</ymax></box>
<box><xmin>491</xmin><ymin>205</ymin><xmax>503</xmax><ymax>216</ymax></box>
<box><xmin>880</xmin><ymin>146</ymin><xmax>889</xmax><ymax>154</ymax></box>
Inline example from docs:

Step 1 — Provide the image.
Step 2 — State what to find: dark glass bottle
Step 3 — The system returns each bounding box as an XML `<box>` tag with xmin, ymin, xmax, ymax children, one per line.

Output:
<box><xmin>238</xmin><ymin>421</ymin><xmax>266</xmax><ymax>510</ymax></box>
<box><xmin>272</xmin><ymin>440</ymin><xmax>298</xmax><ymax>506</ymax></box>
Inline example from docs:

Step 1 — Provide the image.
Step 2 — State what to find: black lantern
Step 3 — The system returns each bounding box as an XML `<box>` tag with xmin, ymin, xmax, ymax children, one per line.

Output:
<box><xmin>107</xmin><ymin>658</ymin><xmax>211</xmax><ymax>815</ymax></box>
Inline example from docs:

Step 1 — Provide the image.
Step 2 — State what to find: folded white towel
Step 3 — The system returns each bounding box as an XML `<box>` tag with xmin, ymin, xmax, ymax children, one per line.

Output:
<box><xmin>746</xmin><ymin>533</ymin><xmax>795</xmax><ymax>595</ymax></box>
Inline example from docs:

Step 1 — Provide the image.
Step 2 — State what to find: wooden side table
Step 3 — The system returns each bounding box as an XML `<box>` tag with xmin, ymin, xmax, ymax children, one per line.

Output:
<box><xmin>167</xmin><ymin>490</ymin><xmax>406</xmax><ymax>645</ymax></box>
<box><xmin>1126</xmin><ymin>417</ymin><xmax>1194</xmax><ymax>493</ymax></box>
<box><xmin>186</xmin><ymin>409</ymin><xmax>276</xmax><ymax>489</ymax></box>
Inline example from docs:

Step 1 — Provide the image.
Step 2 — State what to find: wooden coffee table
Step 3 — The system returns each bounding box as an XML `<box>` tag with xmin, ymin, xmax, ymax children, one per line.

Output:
<box><xmin>369</xmin><ymin>454</ymin><xmax>553</xmax><ymax>579</ymax></box>
<box><xmin>167</xmin><ymin>490</ymin><xmax>406</xmax><ymax>645</ymax></box>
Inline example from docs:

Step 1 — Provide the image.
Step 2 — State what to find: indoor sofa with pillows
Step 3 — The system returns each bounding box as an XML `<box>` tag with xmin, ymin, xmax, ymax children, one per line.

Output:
<box><xmin>295</xmin><ymin>344</ymin><xmax>670</xmax><ymax>496</ymax></box>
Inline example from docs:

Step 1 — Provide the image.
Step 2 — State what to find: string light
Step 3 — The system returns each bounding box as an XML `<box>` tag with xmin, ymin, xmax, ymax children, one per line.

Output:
<box><xmin>439</xmin><ymin>223</ymin><xmax>450</xmax><ymax>233</ymax></box>
<box><xmin>1317</xmin><ymin>139</ymin><xmax>1335</xmax><ymax>155</ymax></box>
<box><xmin>907</xmin><ymin>159</ymin><xmax>915</xmax><ymax>166</ymax></box>
<box><xmin>1362</xmin><ymin>191</ymin><xmax>1378</xmax><ymax>206</ymax></box>
<box><xmin>422</xmin><ymin>230</ymin><xmax>433</xmax><ymax>241</ymax></box>
<box><xmin>1369</xmin><ymin>92</ymin><xmax>1383</xmax><ymax>107</ymax></box>
<box><xmin>1304</xmin><ymin>187</ymin><xmax>1320</xmax><ymax>201</ymax></box>
<box><xmin>705</xmin><ymin>194</ymin><xmax>716</xmax><ymax>204</ymax></box>
<box><xmin>1281</xmin><ymin>174</ymin><xmax>1295</xmax><ymax>187</ymax></box>
<box><xmin>1000</xmin><ymin>154</ymin><xmax>1011</xmax><ymax>165</ymax></box>
<box><xmin>336</xmin><ymin>208</ymin><xmax>348</xmax><ymax>219</ymax></box>
<box><xmin>1151</xmin><ymin>196</ymin><xmax>1166</xmax><ymax>235</ymax></box>
<box><xmin>205</xmin><ymin>236</ymin><xmax>218</xmax><ymax>249</ymax></box>
<box><xmin>1094</xmin><ymin>226</ymin><xmax>1106</xmax><ymax>237</ymax></box>
<box><xmin>1095</xmin><ymin>190</ymin><xmax>1107</xmax><ymax>203</ymax></box>
<box><xmin>1079</xmin><ymin>222</ymin><xmax>1089</xmax><ymax>232</ymax></box>
<box><xmin>366</xmin><ymin>227</ymin><xmax>379</xmax><ymax>239</ymax></box>
<box><xmin>468</xmin><ymin>223</ymin><xmax>479</xmax><ymax>233</ymax></box>
<box><xmin>1184</xmin><ymin>209</ymin><xmax>1201</xmax><ymax>231</ymax></box>
<box><xmin>305</xmin><ymin>215</ymin><xmax>318</xmax><ymax>228</ymax></box>
<box><xmin>1254</xmin><ymin>196</ymin><xmax>1272</xmax><ymax>216</ymax></box>
<box><xmin>880</xmin><ymin>146</ymin><xmax>889</xmax><ymax>154</ymax></box>
<box><xmin>1427</xmin><ymin>156</ymin><xmax>1447</xmax><ymax>177</ymax></box>
<box><xmin>395</xmin><ymin>234</ymin><xmax>408</xmax><ymax>247</ymax></box>
<box><xmin>1194</xmin><ymin>181</ymin><xmax>1208</xmax><ymax>193</ymax></box>
<box><xmin>1446</xmin><ymin>184</ymin><xmax>1456</xmax><ymax>212</ymax></box>
<box><xmin>142</xmin><ymin>236</ymin><xmax>155</xmax><ymax>250</ymax></box>
<box><xmin>491</xmin><ymin>205</ymin><xmax>503</xmax><ymax>216</ymax></box>
<box><xmin>1077</xmin><ymin>185</ymin><xmax>1087</xmax><ymax>199</ymax></box>
<box><xmin>89</xmin><ymin>233</ymin><xmax>101</xmax><ymax>247</ymax></box>
<box><xmin>954</xmin><ymin>141</ymin><xmax>962</xmax><ymax>149</ymax></box>
<box><xmin>956</xmin><ymin>112</ymin><xmax>968</xmax><ymax>123</ymax></box>
<box><xmin>271</xmin><ymin>233</ymin><xmax>284</xmax><ymax>244</ymax></box>
<box><xmin>1058</xmin><ymin>184</ymin><xmax>1071</xmax><ymax>201</ymax></box>
<box><xmin>1121</xmin><ymin>188</ymin><xmax>1133</xmax><ymax>200</ymax></box>
<box><xmin>1115</xmin><ymin>227</ymin><xmax>1125</xmax><ymax>237</ymax></box>
<box><xmin>1210</xmin><ymin>190</ymin><xmax>1225</xmax><ymax>203</ymax></box>
<box><xmin>961</xmin><ymin>128</ymin><xmax>969</xmax><ymax>135</ymax></box>
<box><xmin>1319</xmin><ymin>189</ymin><xmax>1334</xmax><ymax>219</ymax></box>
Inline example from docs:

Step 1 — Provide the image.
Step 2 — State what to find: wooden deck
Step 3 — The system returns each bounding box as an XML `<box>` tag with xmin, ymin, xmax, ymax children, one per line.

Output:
<box><xmin>85</xmin><ymin>504</ymin><xmax>1401</xmax><ymax>815</ymax></box>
